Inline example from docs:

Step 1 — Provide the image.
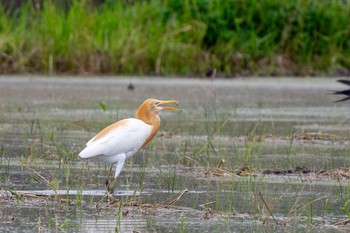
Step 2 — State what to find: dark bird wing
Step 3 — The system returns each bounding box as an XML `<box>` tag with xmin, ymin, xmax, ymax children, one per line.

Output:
<box><xmin>337</xmin><ymin>79</ymin><xmax>350</xmax><ymax>86</ymax></box>
<box><xmin>334</xmin><ymin>96</ymin><xmax>350</xmax><ymax>103</ymax></box>
<box><xmin>333</xmin><ymin>79</ymin><xmax>350</xmax><ymax>102</ymax></box>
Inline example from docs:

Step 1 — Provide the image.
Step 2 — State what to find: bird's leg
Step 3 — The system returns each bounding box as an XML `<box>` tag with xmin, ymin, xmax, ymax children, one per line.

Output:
<box><xmin>97</xmin><ymin>159</ymin><xmax>125</xmax><ymax>207</ymax></box>
<box><xmin>95</xmin><ymin>165</ymin><xmax>115</xmax><ymax>208</ymax></box>
<box><xmin>107</xmin><ymin>155</ymin><xmax>124</xmax><ymax>197</ymax></box>
<box><xmin>95</xmin><ymin>176</ymin><xmax>118</xmax><ymax>209</ymax></box>
<box><xmin>105</xmin><ymin>164</ymin><xmax>118</xmax><ymax>203</ymax></box>
<box><xmin>105</xmin><ymin>164</ymin><xmax>114</xmax><ymax>194</ymax></box>
<box><xmin>105</xmin><ymin>177</ymin><xmax>117</xmax><ymax>203</ymax></box>
<box><xmin>111</xmin><ymin>177</ymin><xmax>117</xmax><ymax>193</ymax></box>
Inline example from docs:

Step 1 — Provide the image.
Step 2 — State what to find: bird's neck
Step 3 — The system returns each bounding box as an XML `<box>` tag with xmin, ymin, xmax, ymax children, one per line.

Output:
<box><xmin>135</xmin><ymin>105</ymin><xmax>160</xmax><ymax>127</ymax></box>
<box><xmin>136</xmin><ymin>105</ymin><xmax>161</xmax><ymax>149</ymax></box>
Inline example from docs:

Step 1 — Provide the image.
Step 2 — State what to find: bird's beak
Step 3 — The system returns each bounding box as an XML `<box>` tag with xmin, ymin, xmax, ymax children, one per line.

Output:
<box><xmin>159</xmin><ymin>100</ymin><xmax>179</xmax><ymax>111</ymax></box>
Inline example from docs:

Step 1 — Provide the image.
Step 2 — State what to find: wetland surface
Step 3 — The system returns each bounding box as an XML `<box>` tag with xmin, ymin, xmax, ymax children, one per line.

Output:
<box><xmin>1</xmin><ymin>76</ymin><xmax>350</xmax><ymax>232</ymax></box>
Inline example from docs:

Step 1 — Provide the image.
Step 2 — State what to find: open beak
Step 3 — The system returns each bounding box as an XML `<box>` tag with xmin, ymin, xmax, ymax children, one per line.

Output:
<box><xmin>159</xmin><ymin>100</ymin><xmax>179</xmax><ymax>111</ymax></box>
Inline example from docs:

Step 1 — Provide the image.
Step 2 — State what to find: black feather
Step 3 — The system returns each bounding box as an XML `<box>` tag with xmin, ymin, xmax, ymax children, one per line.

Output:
<box><xmin>337</xmin><ymin>79</ymin><xmax>350</xmax><ymax>86</ymax></box>
<box><xmin>334</xmin><ymin>79</ymin><xmax>350</xmax><ymax>102</ymax></box>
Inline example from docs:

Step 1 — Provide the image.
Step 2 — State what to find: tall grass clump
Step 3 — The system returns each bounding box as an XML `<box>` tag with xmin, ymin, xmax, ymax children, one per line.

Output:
<box><xmin>0</xmin><ymin>0</ymin><xmax>350</xmax><ymax>76</ymax></box>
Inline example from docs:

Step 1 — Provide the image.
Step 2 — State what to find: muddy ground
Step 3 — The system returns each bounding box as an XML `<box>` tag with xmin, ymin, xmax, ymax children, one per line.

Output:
<box><xmin>1</xmin><ymin>76</ymin><xmax>350</xmax><ymax>232</ymax></box>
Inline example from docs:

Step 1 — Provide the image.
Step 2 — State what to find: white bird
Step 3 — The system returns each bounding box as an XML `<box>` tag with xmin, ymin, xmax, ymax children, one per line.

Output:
<box><xmin>79</xmin><ymin>98</ymin><xmax>179</xmax><ymax>191</ymax></box>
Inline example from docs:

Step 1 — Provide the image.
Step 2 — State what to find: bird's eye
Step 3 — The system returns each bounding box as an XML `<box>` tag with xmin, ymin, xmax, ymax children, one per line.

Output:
<box><xmin>155</xmin><ymin>101</ymin><xmax>160</xmax><ymax>106</ymax></box>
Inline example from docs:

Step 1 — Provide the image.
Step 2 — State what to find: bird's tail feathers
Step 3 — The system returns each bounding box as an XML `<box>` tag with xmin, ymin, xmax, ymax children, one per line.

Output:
<box><xmin>79</xmin><ymin>145</ymin><xmax>103</xmax><ymax>159</ymax></box>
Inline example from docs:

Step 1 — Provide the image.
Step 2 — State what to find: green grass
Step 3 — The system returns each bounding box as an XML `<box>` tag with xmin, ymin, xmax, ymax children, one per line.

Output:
<box><xmin>0</xmin><ymin>144</ymin><xmax>4</xmax><ymax>165</ymax></box>
<box><xmin>0</xmin><ymin>0</ymin><xmax>350</xmax><ymax>76</ymax></box>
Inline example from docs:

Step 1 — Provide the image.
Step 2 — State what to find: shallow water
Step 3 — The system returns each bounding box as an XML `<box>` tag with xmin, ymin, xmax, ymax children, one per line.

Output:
<box><xmin>1</xmin><ymin>76</ymin><xmax>350</xmax><ymax>232</ymax></box>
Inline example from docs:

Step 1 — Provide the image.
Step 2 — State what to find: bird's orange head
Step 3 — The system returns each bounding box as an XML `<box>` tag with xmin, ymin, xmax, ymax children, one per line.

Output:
<box><xmin>136</xmin><ymin>98</ymin><xmax>179</xmax><ymax>124</ymax></box>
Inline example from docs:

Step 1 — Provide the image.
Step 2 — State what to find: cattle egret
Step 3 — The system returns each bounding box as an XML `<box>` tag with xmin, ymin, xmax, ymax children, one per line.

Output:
<box><xmin>333</xmin><ymin>80</ymin><xmax>350</xmax><ymax>102</ymax></box>
<box><xmin>79</xmin><ymin>98</ymin><xmax>179</xmax><ymax>192</ymax></box>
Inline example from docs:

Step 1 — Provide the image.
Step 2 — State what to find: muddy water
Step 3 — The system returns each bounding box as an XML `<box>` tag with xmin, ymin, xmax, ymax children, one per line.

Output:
<box><xmin>1</xmin><ymin>76</ymin><xmax>350</xmax><ymax>232</ymax></box>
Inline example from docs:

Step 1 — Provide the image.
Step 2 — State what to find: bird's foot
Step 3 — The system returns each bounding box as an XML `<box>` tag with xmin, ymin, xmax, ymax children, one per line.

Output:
<box><xmin>95</xmin><ymin>191</ymin><xmax>117</xmax><ymax>209</ymax></box>
<box><xmin>95</xmin><ymin>178</ymin><xmax>118</xmax><ymax>209</ymax></box>
<box><xmin>106</xmin><ymin>189</ymin><xmax>116</xmax><ymax>202</ymax></box>
<box><xmin>106</xmin><ymin>177</ymin><xmax>117</xmax><ymax>194</ymax></box>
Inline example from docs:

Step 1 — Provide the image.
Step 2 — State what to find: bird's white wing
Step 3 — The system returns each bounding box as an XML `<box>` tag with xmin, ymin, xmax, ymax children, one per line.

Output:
<box><xmin>79</xmin><ymin>118</ymin><xmax>152</xmax><ymax>160</ymax></box>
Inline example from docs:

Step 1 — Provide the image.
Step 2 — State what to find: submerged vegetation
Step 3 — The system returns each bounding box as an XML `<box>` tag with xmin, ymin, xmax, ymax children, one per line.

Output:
<box><xmin>1</xmin><ymin>0</ymin><xmax>350</xmax><ymax>76</ymax></box>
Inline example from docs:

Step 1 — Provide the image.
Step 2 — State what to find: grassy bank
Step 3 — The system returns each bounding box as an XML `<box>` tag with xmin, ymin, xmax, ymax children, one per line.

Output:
<box><xmin>1</xmin><ymin>0</ymin><xmax>350</xmax><ymax>76</ymax></box>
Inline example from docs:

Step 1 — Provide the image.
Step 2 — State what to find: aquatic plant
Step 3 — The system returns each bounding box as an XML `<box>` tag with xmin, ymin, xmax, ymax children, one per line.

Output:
<box><xmin>179</xmin><ymin>212</ymin><xmax>186</xmax><ymax>233</ymax></box>
<box><xmin>167</xmin><ymin>167</ymin><xmax>177</xmax><ymax>192</ymax></box>
<box><xmin>99</xmin><ymin>101</ymin><xmax>107</xmax><ymax>111</ymax></box>
<box><xmin>0</xmin><ymin>144</ymin><xmax>4</xmax><ymax>165</ymax></box>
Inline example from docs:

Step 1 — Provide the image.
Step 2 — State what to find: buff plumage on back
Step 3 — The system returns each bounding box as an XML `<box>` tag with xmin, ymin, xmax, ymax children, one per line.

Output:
<box><xmin>79</xmin><ymin>99</ymin><xmax>161</xmax><ymax>160</ymax></box>
<box><xmin>89</xmin><ymin>99</ymin><xmax>159</xmax><ymax>146</ymax></box>
<box><xmin>79</xmin><ymin>118</ymin><xmax>152</xmax><ymax>160</ymax></box>
<box><xmin>86</xmin><ymin>120</ymin><xmax>129</xmax><ymax>146</ymax></box>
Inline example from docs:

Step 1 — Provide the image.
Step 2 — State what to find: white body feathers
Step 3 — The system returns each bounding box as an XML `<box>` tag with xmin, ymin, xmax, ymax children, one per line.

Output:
<box><xmin>78</xmin><ymin>98</ymin><xmax>179</xmax><ymax>180</ymax></box>
<box><xmin>79</xmin><ymin>118</ymin><xmax>153</xmax><ymax>177</ymax></box>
